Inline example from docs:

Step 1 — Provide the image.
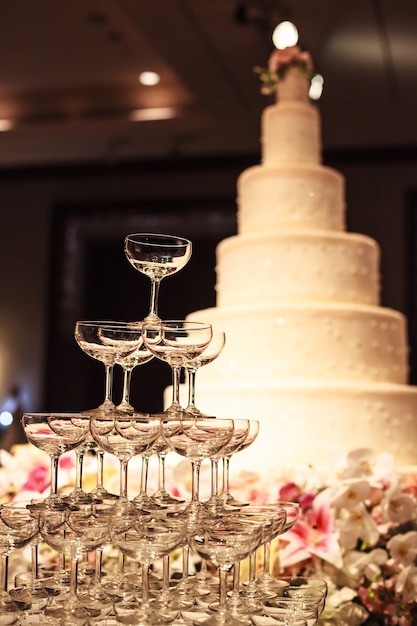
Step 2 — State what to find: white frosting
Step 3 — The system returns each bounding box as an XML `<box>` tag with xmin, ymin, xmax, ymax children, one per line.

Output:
<box><xmin>189</xmin><ymin>304</ymin><xmax>409</xmax><ymax>385</ymax></box>
<box><xmin>183</xmin><ymin>380</ymin><xmax>417</xmax><ymax>472</ymax></box>
<box><xmin>262</xmin><ymin>102</ymin><xmax>320</xmax><ymax>165</ymax></box>
<box><xmin>185</xmin><ymin>63</ymin><xmax>417</xmax><ymax>469</ymax></box>
<box><xmin>216</xmin><ymin>231</ymin><xmax>380</xmax><ymax>306</ymax></box>
<box><xmin>237</xmin><ymin>164</ymin><xmax>345</xmax><ymax>233</ymax></box>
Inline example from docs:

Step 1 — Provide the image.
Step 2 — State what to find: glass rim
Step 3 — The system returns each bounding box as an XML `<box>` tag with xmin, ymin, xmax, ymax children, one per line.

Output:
<box><xmin>125</xmin><ymin>233</ymin><xmax>191</xmax><ymax>246</ymax></box>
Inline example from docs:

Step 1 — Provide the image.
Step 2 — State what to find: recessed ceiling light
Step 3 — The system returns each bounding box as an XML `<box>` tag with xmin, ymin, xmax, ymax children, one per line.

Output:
<box><xmin>139</xmin><ymin>71</ymin><xmax>160</xmax><ymax>86</ymax></box>
<box><xmin>130</xmin><ymin>107</ymin><xmax>177</xmax><ymax>122</ymax></box>
<box><xmin>0</xmin><ymin>119</ymin><xmax>13</xmax><ymax>132</ymax></box>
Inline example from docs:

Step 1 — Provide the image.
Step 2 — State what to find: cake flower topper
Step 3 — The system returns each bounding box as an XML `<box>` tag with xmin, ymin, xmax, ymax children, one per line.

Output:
<box><xmin>254</xmin><ymin>45</ymin><xmax>313</xmax><ymax>95</ymax></box>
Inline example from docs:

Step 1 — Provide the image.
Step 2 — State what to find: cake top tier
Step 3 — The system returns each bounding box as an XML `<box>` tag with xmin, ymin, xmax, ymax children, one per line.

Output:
<box><xmin>256</xmin><ymin>45</ymin><xmax>313</xmax><ymax>103</ymax></box>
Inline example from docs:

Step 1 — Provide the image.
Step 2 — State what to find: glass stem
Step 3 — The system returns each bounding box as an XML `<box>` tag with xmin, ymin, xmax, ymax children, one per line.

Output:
<box><xmin>75</xmin><ymin>449</ymin><xmax>84</xmax><ymax>490</ymax></box>
<box><xmin>222</xmin><ymin>457</ymin><xmax>230</xmax><ymax>495</ymax></box>
<box><xmin>96</xmin><ymin>450</ymin><xmax>105</xmax><ymax>490</ymax></box>
<box><xmin>263</xmin><ymin>541</ymin><xmax>271</xmax><ymax>576</ymax></box>
<box><xmin>1</xmin><ymin>554</ymin><xmax>8</xmax><ymax>592</ymax></box>
<box><xmin>158</xmin><ymin>453</ymin><xmax>166</xmax><ymax>492</ymax></box>
<box><xmin>121</xmin><ymin>368</ymin><xmax>132</xmax><ymax>405</ymax></box>
<box><xmin>94</xmin><ymin>548</ymin><xmax>103</xmax><ymax>586</ymax></box>
<box><xmin>191</xmin><ymin>460</ymin><xmax>201</xmax><ymax>502</ymax></box>
<box><xmin>104</xmin><ymin>364</ymin><xmax>114</xmax><ymax>405</ymax></box>
<box><xmin>218</xmin><ymin>567</ymin><xmax>229</xmax><ymax>617</ymax></box>
<box><xmin>210</xmin><ymin>458</ymin><xmax>219</xmax><ymax>497</ymax></box>
<box><xmin>141</xmin><ymin>563</ymin><xmax>150</xmax><ymax>604</ymax></box>
<box><xmin>50</xmin><ymin>454</ymin><xmax>59</xmax><ymax>498</ymax></box>
<box><xmin>120</xmin><ymin>460</ymin><xmax>129</xmax><ymax>500</ymax></box>
<box><xmin>186</xmin><ymin>367</ymin><xmax>197</xmax><ymax>410</ymax></box>
<box><xmin>182</xmin><ymin>545</ymin><xmax>190</xmax><ymax>580</ymax></box>
<box><xmin>161</xmin><ymin>555</ymin><xmax>170</xmax><ymax>599</ymax></box>
<box><xmin>233</xmin><ymin>560</ymin><xmax>241</xmax><ymax>593</ymax></box>
<box><xmin>141</xmin><ymin>455</ymin><xmax>149</xmax><ymax>495</ymax></box>
<box><xmin>70</xmin><ymin>557</ymin><xmax>79</xmax><ymax>599</ymax></box>
<box><xmin>31</xmin><ymin>543</ymin><xmax>39</xmax><ymax>581</ymax></box>
<box><xmin>149</xmin><ymin>279</ymin><xmax>161</xmax><ymax>319</ymax></box>
<box><xmin>171</xmin><ymin>365</ymin><xmax>182</xmax><ymax>410</ymax></box>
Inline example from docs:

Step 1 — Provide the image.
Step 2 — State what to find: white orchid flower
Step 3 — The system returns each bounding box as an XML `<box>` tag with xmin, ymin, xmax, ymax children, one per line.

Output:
<box><xmin>342</xmin><ymin>548</ymin><xmax>388</xmax><ymax>582</ymax></box>
<box><xmin>337</xmin><ymin>502</ymin><xmax>380</xmax><ymax>549</ymax></box>
<box><xmin>395</xmin><ymin>564</ymin><xmax>417</xmax><ymax>603</ymax></box>
<box><xmin>331</xmin><ymin>479</ymin><xmax>371</xmax><ymax>510</ymax></box>
<box><xmin>380</xmin><ymin>483</ymin><xmax>416</xmax><ymax>524</ymax></box>
<box><xmin>387</xmin><ymin>531</ymin><xmax>417</xmax><ymax>566</ymax></box>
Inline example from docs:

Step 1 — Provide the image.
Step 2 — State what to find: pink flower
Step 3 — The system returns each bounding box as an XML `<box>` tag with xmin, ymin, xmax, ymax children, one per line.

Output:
<box><xmin>278</xmin><ymin>490</ymin><xmax>343</xmax><ymax>568</ymax></box>
<box><xmin>59</xmin><ymin>455</ymin><xmax>74</xmax><ymax>470</ymax></box>
<box><xmin>279</xmin><ymin>482</ymin><xmax>301</xmax><ymax>502</ymax></box>
<box><xmin>268</xmin><ymin>46</ymin><xmax>313</xmax><ymax>73</ymax></box>
<box><xmin>22</xmin><ymin>465</ymin><xmax>50</xmax><ymax>492</ymax></box>
<box><xmin>299</xmin><ymin>492</ymin><xmax>316</xmax><ymax>511</ymax></box>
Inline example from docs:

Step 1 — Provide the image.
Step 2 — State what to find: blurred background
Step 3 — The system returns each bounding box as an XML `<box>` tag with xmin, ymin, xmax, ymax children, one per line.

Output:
<box><xmin>0</xmin><ymin>0</ymin><xmax>416</xmax><ymax>447</ymax></box>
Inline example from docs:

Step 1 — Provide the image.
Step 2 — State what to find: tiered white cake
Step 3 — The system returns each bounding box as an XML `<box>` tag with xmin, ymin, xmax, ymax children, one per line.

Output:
<box><xmin>188</xmin><ymin>51</ymin><xmax>417</xmax><ymax>471</ymax></box>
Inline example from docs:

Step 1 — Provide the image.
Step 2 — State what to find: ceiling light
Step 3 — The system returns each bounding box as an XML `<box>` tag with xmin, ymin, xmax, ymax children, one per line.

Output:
<box><xmin>0</xmin><ymin>119</ymin><xmax>13</xmax><ymax>132</ymax></box>
<box><xmin>139</xmin><ymin>71</ymin><xmax>160</xmax><ymax>86</ymax></box>
<box><xmin>272</xmin><ymin>21</ymin><xmax>298</xmax><ymax>49</ymax></box>
<box><xmin>130</xmin><ymin>107</ymin><xmax>177</xmax><ymax>122</ymax></box>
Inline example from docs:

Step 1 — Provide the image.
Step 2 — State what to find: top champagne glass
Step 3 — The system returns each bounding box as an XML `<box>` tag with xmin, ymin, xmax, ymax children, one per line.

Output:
<box><xmin>124</xmin><ymin>233</ymin><xmax>192</xmax><ymax>322</ymax></box>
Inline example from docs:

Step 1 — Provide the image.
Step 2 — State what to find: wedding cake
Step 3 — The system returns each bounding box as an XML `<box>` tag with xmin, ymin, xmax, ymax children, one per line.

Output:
<box><xmin>187</xmin><ymin>46</ymin><xmax>417</xmax><ymax>471</ymax></box>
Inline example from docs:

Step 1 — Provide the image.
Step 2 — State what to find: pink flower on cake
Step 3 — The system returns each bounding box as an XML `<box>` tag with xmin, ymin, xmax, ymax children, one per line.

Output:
<box><xmin>268</xmin><ymin>45</ymin><xmax>313</xmax><ymax>73</ymax></box>
<box><xmin>254</xmin><ymin>45</ymin><xmax>313</xmax><ymax>95</ymax></box>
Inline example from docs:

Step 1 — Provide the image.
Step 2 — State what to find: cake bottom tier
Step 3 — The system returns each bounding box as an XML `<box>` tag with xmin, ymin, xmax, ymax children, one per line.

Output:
<box><xmin>182</xmin><ymin>380</ymin><xmax>417</xmax><ymax>471</ymax></box>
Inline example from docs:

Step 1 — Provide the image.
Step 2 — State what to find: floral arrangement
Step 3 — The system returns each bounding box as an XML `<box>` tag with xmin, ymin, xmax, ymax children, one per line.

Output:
<box><xmin>225</xmin><ymin>448</ymin><xmax>417</xmax><ymax>625</ymax></box>
<box><xmin>254</xmin><ymin>45</ymin><xmax>314</xmax><ymax>95</ymax></box>
<box><xmin>1</xmin><ymin>444</ymin><xmax>417</xmax><ymax>624</ymax></box>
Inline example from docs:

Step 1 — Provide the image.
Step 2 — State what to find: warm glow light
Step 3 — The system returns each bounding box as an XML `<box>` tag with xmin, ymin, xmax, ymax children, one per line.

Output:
<box><xmin>272</xmin><ymin>21</ymin><xmax>299</xmax><ymax>49</ymax></box>
<box><xmin>0</xmin><ymin>119</ymin><xmax>13</xmax><ymax>132</ymax></box>
<box><xmin>138</xmin><ymin>71</ymin><xmax>160</xmax><ymax>86</ymax></box>
<box><xmin>130</xmin><ymin>107</ymin><xmax>177</xmax><ymax>122</ymax></box>
<box><xmin>309</xmin><ymin>73</ymin><xmax>324</xmax><ymax>100</ymax></box>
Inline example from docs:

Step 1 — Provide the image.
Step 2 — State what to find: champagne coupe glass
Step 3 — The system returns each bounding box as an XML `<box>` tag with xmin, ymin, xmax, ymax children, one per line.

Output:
<box><xmin>189</xmin><ymin>514</ymin><xmax>263</xmax><ymax>626</ymax></box>
<box><xmin>0</xmin><ymin>501</ymin><xmax>39</xmax><ymax>619</ymax></box>
<box><xmin>110</xmin><ymin>508</ymin><xmax>187</xmax><ymax>625</ymax></box>
<box><xmin>221</xmin><ymin>419</ymin><xmax>260</xmax><ymax>508</ymax></box>
<box><xmin>165</xmin><ymin>417</ymin><xmax>234</xmax><ymax>607</ymax></box>
<box><xmin>237</xmin><ymin>505</ymin><xmax>287</xmax><ymax>612</ymax></box>
<box><xmin>255</xmin><ymin>501</ymin><xmax>300</xmax><ymax>596</ymax></box>
<box><xmin>205</xmin><ymin>418</ymin><xmax>251</xmax><ymax>515</ymax></box>
<box><xmin>268</xmin><ymin>576</ymin><xmax>328</xmax><ymax>616</ymax></box>
<box><xmin>64</xmin><ymin>431</ymin><xmax>97</xmax><ymax>505</ymax></box>
<box><xmin>124</xmin><ymin>232</ymin><xmax>192</xmax><ymax>323</ymax></box>
<box><xmin>142</xmin><ymin>320</ymin><xmax>213</xmax><ymax>417</ymax></box>
<box><xmin>184</xmin><ymin>330</ymin><xmax>226</xmax><ymax>417</ymax></box>
<box><xmin>22</xmin><ymin>412</ymin><xmax>87</xmax><ymax>507</ymax></box>
<box><xmin>143</xmin><ymin>416</ymin><xmax>185</xmax><ymax>507</ymax></box>
<box><xmin>115</xmin><ymin>334</ymin><xmax>154</xmax><ymax>415</ymax></box>
<box><xmin>74</xmin><ymin>320</ymin><xmax>142</xmax><ymax>418</ymax></box>
<box><xmin>90</xmin><ymin>414</ymin><xmax>161</xmax><ymax>508</ymax></box>
<box><xmin>167</xmin><ymin>417</ymin><xmax>234</xmax><ymax>519</ymax></box>
<box><xmin>38</xmin><ymin>502</ymin><xmax>113</xmax><ymax>622</ymax></box>
<box><xmin>262</xmin><ymin>597</ymin><xmax>320</xmax><ymax>626</ymax></box>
